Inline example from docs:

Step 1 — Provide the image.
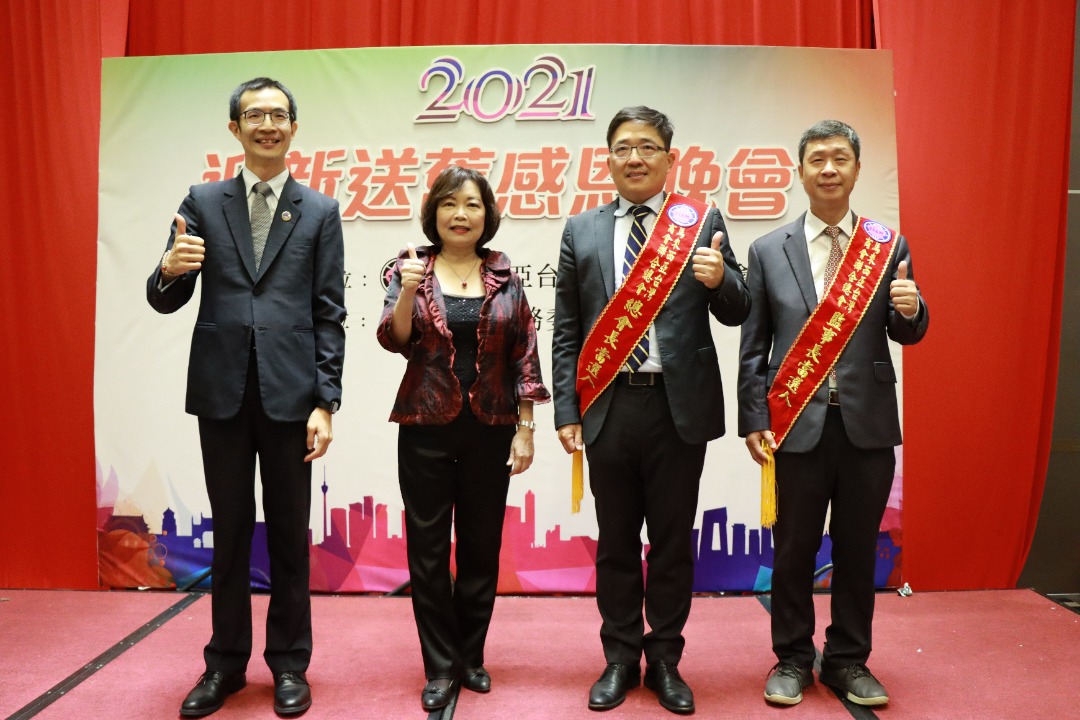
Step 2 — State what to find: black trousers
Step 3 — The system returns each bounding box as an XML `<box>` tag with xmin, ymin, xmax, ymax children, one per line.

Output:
<box><xmin>585</xmin><ymin>382</ymin><xmax>706</xmax><ymax>665</ymax></box>
<box><xmin>771</xmin><ymin>405</ymin><xmax>895</xmax><ymax>670</ymax></box>
<box><xmin>398</xmin><ymin>415</ymin><xmax>515</xmax><ymax>679</ymax></box>
<box><xmin>197</xmin><ymin>350</ymin><xmax>313</xmax><ymax>675</ymax></box>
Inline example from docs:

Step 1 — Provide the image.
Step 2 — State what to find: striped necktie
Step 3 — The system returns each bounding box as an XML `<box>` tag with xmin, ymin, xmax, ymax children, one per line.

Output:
<box><xmin>251</xmin><ymin>182</ymin><xmax>273</xmax><ymax>271</ymax></box>
<box><xmin>623</xmin><ymin>204</ymin><xmax>652</xmax><ymax>371</ymax></box>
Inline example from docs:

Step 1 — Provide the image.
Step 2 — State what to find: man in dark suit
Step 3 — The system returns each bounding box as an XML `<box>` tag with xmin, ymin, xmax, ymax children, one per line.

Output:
<box><xmin>738</xmin><ymin>119</ymin><xmax>928</xmax><ymax>707</ymax></box>
<box><xmin>553</xmin><ymin>106</ymin><xmax>750</xmax><ymax>715</ymax></box>
<box><xmin>147</xmin><ymin>77</ymin><xmax>345</xmax><ymax>717</ymax></box>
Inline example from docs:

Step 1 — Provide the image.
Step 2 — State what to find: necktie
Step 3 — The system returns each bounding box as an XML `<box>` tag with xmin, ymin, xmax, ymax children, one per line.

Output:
<box><xmin>823</xmin><ymin>225</ymin><xmax>843</xmax><ymax>290</ymax></box>
<box><xmin>251</xmin><ymin>182</ymin><xmax>273</xmax><ymax>271</ymax></box>
<box><xmin>623</xmin><ymin>205</ymin><xmax>652</xmax><ymax>371</ymax></box>
<box><xmin>823</xmin><ymin>225</ymin><xmax>842</xmax><ymax>385</ymax></box>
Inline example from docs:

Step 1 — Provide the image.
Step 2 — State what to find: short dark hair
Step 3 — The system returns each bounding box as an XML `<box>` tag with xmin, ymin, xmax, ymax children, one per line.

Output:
<box><xmin>606</xmin><ymin>106</ymin><xmax>674</xmax><ymax>150</ymax></box>
<box><xmin>420</xmin><ymin>165</ymin><xmax>501</xmax><ymax>249</ymax></box>
<box><xmin>229</xmin><ymin>77</ymin><xmax>297</xmax><ymax>122</ymax></box>
<box><xmin>798</xmin><ymin>119</ymin><xmax>860</xmax><ymax>164</ymax></box>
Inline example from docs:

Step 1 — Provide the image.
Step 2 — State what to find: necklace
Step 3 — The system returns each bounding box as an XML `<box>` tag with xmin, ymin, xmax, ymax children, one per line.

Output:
<box><xmin>440</xmin><ymin>255</ymin><xmax>480</xmax><ymax>289</ymax></box>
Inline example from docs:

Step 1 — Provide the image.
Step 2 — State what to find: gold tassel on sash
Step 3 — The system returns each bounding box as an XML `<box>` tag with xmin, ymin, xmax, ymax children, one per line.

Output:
<box><xmin>571</xmin><ymin>450</ymin><xmax>584</xmax><ymax>513</ymax></box>
<box><xmin>760</xmin><ymin>440</ymin><xmax>777</xmax><ymax>528</ymax></box>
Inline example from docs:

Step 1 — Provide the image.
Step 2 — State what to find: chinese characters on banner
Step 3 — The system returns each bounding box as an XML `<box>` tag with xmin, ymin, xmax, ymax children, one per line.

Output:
<box><xmin>202</xmin><ymin>144</ymin><xmax>796</xmax><ymax>221</ymax></box>
<box><xmin>202</xmin><ymin>144</ymin><xmax>797</xmax><ymax>331</ymax></box>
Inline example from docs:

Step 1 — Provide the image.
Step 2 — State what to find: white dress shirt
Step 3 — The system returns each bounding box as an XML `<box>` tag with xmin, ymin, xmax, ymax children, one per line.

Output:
<box><xmin>613</xmin><ymin>192</ymin><xmax>665</xmax><ymax>372</ymax></box>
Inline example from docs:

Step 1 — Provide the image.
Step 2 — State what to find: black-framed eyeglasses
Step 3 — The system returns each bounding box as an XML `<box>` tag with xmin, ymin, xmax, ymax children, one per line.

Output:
<box><xmin>240</xmin><ymin>109</ymin><xmax>294</xmax><ymax>127</ymax></box>
<box><xmin>609</xmin><ymin>143</ymin><xmax>666</xmax><ymax>160</ymax></box>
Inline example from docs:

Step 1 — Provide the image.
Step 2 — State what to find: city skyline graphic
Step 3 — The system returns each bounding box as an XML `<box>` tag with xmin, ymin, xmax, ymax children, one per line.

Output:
<box><xmin>97</xmin><ymin>463</ymin><xmax>901</xmax><ymax>594</ymax></box>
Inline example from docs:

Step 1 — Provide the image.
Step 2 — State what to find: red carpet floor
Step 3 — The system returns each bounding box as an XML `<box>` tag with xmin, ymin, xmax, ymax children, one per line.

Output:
<box><xmin>1</xmin><ymin>589</ymin><xmax>1076</xmax><ymax>719</ymax></box>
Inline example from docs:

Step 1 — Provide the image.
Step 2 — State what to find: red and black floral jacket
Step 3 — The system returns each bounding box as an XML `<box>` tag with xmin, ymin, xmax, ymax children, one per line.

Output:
<box><xmin>377</xmin><ymin>245</ymin><xmax>550</xmax><ymax>425</ymax></box>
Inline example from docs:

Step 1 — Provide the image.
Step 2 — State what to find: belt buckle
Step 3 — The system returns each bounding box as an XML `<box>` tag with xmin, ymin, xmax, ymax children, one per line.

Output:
<box><xmin>628</xmin><ymin>372</ymin><xmax>656</xmax><ymax>387</ymax></box>
<box><xmin>828</xmin><ymin>387</ymin><xmax>840</xmax><ymax>405</ymax></box>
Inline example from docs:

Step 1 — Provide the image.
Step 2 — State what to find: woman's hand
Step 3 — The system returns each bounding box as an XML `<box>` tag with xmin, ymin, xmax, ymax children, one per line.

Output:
<box><xmin>399</xmin><ymin>243</ymin><xmax>425</xmax><ymax>293</ymax></box>
<box><xmin>507</xmin><ymin>427</ymin><xmax>535</xmax><ymax>476</ymax></box>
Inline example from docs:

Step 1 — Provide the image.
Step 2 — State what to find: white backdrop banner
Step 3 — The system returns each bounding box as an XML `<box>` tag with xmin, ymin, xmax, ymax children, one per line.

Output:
<box><xmin>95</xmin><ymin>44</ymin><xmax>902</xmax><ymax>593</ymax></box>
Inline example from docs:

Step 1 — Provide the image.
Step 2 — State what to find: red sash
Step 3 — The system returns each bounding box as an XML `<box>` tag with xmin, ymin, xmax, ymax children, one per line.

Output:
<box><xmin>575</xmin><ymin>193</ymin><xmax>709</xmax><ymax>416</ymax></box>
<box><xmin>767</xmin><ymin>217</ymin><xmax>899</xmax><ymax>448</ymax></box>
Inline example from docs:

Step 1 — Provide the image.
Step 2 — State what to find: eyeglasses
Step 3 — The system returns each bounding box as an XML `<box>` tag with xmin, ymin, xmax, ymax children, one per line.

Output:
<box><xmin>240</xmin><ymin>109</ymin><xmax>294</xmax><ymax>127</ymax></box>
<box><xmin>609</xmin><ymin>143</ymin><xmax>666</xmax><ymax>160</ymax></box>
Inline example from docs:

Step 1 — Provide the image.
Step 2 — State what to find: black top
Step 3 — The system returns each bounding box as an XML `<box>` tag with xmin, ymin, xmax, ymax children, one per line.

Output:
<box><xmin>444</xmin><ymin>294</ymin><xmax>484</xmax><ymax>417</ymax></box>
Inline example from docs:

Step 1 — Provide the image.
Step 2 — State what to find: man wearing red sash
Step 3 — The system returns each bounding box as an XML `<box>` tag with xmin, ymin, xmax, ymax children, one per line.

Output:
<box><xmin>553</xmin><ymin>106</ymin><xmax>750</xmax><ymax>714</ymax></box>
<box><xmin>738</xmin><ymin>120</ymin><xmax>928</xmax><ymax>707</ymax></box>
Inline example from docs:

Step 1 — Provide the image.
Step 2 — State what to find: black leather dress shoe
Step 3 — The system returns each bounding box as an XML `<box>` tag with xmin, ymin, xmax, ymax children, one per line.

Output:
<box><xmin>588</xmin><ymin>663</ymin><xmax>640</xmax><ymax>711</ymax></box>
<box><xmin>273</xmin><ymin>671</ymin><xmax>312</xmax><ymax>715</ymax></box>
<box><xmin>421</xmin><ymin>677</ymin><xmax>459</xmax><ymax>712</ymax></box>
<box><xmin>179</xmin><ymin>671</ymin><xmax>246</xmax><ymax>717</ymax></box>
<box><xmin>462</xmin><ymin>666</ymin><xmax>491</xmax><ymax>693</ymax></box>
<box><xmin>819</xmin><ymin>663</ymin><xmax>888</xmax><ymax>706</ymax></box>
<box><xmin>644</xmin><ymin>662</ymin><xmax>695</xmax><ymax>714</ymax></box>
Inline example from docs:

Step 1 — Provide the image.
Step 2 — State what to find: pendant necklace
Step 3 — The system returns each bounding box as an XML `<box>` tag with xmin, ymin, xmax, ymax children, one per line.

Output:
<box><xmin>442</xmin><ymin>255</ymin><xmax>480</xmax><ymax>289</ymax></box>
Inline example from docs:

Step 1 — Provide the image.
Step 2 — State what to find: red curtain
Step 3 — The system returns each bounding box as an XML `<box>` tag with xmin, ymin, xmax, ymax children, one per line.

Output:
<box><xmin>877</xmin><ymin>0</ymin><xmax>1075</xmax><ymax>590</ymax></box>
<box><xmin>122</xmin><ymin>0</ymin><xmax>874</xmax><ymax>53</ymax></box>
<box><xmin>0</xmin><ymin>0</ymin><xmax>103</xmax><ymax>589</ymax></box>
<box><xmin>1</xmin><ymin>0</ymin><xmax>1072</xmax><ymax>590</ymax></box>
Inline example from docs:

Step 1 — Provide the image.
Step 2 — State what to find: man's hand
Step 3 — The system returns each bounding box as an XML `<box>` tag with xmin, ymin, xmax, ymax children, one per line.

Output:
<box><xmin>557</xmin><ymin>423</ymin><xmax>583</xmax><ymax>454</ymax></box>
<box><xmin>745</xmin><ymin>430</ymin><xmax>776</xmax><ymax>466</ymax></box>
<box><xmin>692</xmin><ymin>231</ymin><xmax>726</xmax><ymax>289</ymax></box>
<box><xmin>890</xmin><ymin>260</ymin><xmax>920</xmax><ymax>319</ymax></box>
<box><xmin>163</xmin><ymin>214</ymin><xmax>205</xmax><ymax>276</ymax></box>
<box><xmin>304</xmin><ymin>407</ymin><xmax>333</xmax><ymax>462</ymax></box>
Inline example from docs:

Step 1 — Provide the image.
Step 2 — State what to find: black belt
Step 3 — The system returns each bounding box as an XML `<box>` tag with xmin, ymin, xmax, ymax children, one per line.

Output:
<box><xmin>828</xmin><ymin>387</ymin><xmax>840</xmax><ymax>405</ymax></box>
<box><xmin>616</xmin><ymin>372</ymin><xmax>663</xmax><ymax>387</ymax></box>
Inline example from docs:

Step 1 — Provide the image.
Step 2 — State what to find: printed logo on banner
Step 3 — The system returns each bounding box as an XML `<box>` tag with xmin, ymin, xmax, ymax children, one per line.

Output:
<box><xmin>863</xmin><ymin>219</ymin><xmax>893</xmax><ymax>243</ymax></box>
<box><xmin>381</xmin><ymin>258</ymin><xmax>397</xmax><ymax>290</ymax></box>
<box><xmin>667</xmin><ymin>203</ymin><xmax>699</xmax><ymax>228</ymax></box>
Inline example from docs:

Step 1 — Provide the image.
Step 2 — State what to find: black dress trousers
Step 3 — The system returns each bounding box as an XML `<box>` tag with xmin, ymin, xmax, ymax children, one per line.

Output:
<box><xmin>197</xmin><ymin>349</ymin><xmax>313</xmax><ymax>674</ymax></box>
<box><xmin>585</xmin><ymin>380</ymin><xmax>707</xmax><ymax>665</ymax></box>
<box><xmin>398</xmin><ymin>415</ymin><xmax>516</xmax><ymax>679</ymax></box>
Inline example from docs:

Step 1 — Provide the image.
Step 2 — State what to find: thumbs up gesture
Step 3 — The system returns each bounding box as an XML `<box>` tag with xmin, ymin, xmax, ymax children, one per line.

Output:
<box><xmin>692</xmin><ymin>230</ymin><xmax>727</xmax><ymax>289</ymax></box>
<box><xmin>398</xmin><ymin>243</ymin><xmax>425</xmax><ymax>293</ymax></box>
<box><xmin>889</xmin><ymin>259</ymin><xmax>919</xmax><ymax>319</ymax></box>
<box><xmin>162</xmin><ymin>213</ymin><xmax>205</xmax><ymax>277</ymax></box>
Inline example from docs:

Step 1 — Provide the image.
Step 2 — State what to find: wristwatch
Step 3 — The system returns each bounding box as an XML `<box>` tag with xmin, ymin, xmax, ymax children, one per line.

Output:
<box><xmin>317</xmin><ymin>400</ymin><xmax>340</xmax><ymax>414</ymax></box>
<box><xmin>517</xmin><ymin>420</ymin><xmax>536</xmax><ymax>430</ymax></box>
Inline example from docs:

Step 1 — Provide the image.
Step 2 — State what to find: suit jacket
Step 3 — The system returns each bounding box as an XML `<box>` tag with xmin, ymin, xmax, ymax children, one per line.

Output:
<box><xmin>552</xmin><ymin>200</ymin><xmax>751</xmax><ymax>446</ymax></box>
<box><xmin>737</xmin><ymin>212</ymin><xmax>929</xmax><ymax>452</ymax></box>
<box><xmin>147</xmin><ymin>175</ymin><xmax>346</xmax><ymax>423</ymax></box>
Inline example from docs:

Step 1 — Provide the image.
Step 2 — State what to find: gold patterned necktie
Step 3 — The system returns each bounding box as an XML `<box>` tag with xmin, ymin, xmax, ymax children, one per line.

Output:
<box><xmin>251</xmin><ymin>182</ymin><xmax>273</xmax><ymax>271</ymax></box>
<box><xmin>823</xmin><ymin>225</ymin><xmax>843</xmax><ymax>385</ymax></box>
<box><xmin>823</xmin><ymin>225</ymin><xmax>843</xmax><ymax>289</ymax></box>
<box><xmin>623</xmin><ymin>204</ymin><xmax>652</xmax><ymax>371</ymax></box>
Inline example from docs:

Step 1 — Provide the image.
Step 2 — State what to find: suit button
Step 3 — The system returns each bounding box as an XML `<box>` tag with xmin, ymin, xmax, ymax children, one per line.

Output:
<box><xmin>253</xmin><ymin>286</ymin><xmax>263</xmax><ymax>296</ymax></box>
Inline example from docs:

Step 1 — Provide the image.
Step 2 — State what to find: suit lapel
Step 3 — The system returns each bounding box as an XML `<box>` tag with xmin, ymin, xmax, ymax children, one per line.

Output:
<box><xmin>782</xmin><ymin>212</ymin><xmax>818</xmax><ymax>313</ymax></box>
<box><xmin>222</xmin><ymin>176</ymin><xmax>257</xmax><ymax>283</ymax></box>
<box><xmin>256</xmin><ymin>176</ymin><xmax>302</xmax><ymax>283</ymax></box>
<box><xmin>594</xmin><ymin>201</ymin><xmax>617</xmax><ymax>297</ymax></box>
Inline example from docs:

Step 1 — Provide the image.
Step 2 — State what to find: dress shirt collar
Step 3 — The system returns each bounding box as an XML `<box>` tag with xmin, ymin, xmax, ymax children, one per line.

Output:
<box><xmin>240</xmin><ymin>166</ymin><xmax>289</xmax><ymax>199</ymax></box>
<box><xmin>614</xmin><ymin>191</ymin><xmax>665</xmax><ymax>218</ymax></box>
<box><xmin>804</xmin><ymin>209</ymin><xmax>856</xmax><ymax>249</ymax></box>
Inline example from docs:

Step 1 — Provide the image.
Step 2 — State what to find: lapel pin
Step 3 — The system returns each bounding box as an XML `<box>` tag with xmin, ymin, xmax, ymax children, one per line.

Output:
<box><xmin>281</xmin><ymin>211</ymin><xmax>292</xmax><ymax>222</ymax></box>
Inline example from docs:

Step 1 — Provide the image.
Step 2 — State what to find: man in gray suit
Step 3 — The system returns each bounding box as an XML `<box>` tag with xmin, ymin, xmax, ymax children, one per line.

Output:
<box><xmin>738</xmin><ymin>119</ymin><xmax>928</xmax><ymax>707</ymax></box>
<box><xmin>553</xmin><ymin>106</ymin><xmax>750</xmax><ymax>714</ymax></box>
<box><xmin>147</xmin><ymin>77</ymin><xmax>345</xmax><ymax>717</ymax></box>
